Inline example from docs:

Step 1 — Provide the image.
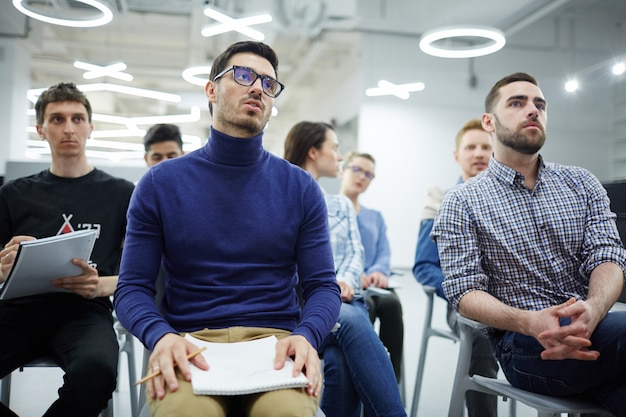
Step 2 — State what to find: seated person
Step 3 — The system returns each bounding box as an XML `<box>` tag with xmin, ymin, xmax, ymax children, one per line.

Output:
<box><xmin>143</xmin><ymin>123</ymin><xmax>184</xmax><ymax>167</ymax></box>
<box><xmin>340</xmin><ymin>151</ymin><xmax>404</xmax><ymax>383</ymax></box>
<box><xmin>114</xmin><ymin>41</ymin><xmax>341</xmax><ymax>417</ymax></box>
<box><xmin>284</xmin><ymin>121</ymin><xmax>406</xmax><ymax>417</ymax></box>
<box><xmin>432</xmin><ymin>72</ymin><xmax>626</xmax><ymax>417</ymax></box>
<box><xmin>0</xmin><ymin>82</ymin><xmax>134</xmax><ymax>417</ymax></box>
<box><xmin>413</xmin><ymin>118</ymin><xmax>498</xmax><ymax>417</ymax></box>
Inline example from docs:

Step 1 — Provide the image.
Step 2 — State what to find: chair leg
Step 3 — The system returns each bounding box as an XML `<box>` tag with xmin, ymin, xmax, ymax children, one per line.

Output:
<box><xmin>1</xmin><ymin>373</ymin><xmax>12</xmax><ymax>406</ymax></box>
<box><xmin>410</xmin><ymin>292</ymin><xmax>435</xmax><ymax>417</ymax></box>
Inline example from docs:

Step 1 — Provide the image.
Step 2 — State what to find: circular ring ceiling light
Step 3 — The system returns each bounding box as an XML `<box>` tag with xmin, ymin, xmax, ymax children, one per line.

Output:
<box><xmin>419</xmin><ymin>26</ymin><xmax>506</xmax><ymax>59</ymax></box>
<box><xmin>182</xmin><ymin>66</ymin><xmax>212</xmax><ymax>86</ymax></box>
<box><xmin>12</xmin><ymin>0</ymin><xmax>113</xmax><ymax>28</ymax></box>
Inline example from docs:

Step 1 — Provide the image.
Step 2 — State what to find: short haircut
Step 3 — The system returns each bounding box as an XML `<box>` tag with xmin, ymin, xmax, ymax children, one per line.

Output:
<box><xmin>284</xmin><ymin>121</ymin><xmax>334</xmax><ymax>168</ymax></box>
<box><xmin>35</xmin><ymin>82</ymin><xmax>92</xmax><ymax>125</ymax></box>
<box><xmin>208</xmin><ymin>41</ymin><xmax>280</xmax><ymax>115</ymax></box>
<box><xmin>344</xmin><ymin>151</ymin><xmax>375</xmax><ymax>166</ymax></box>
<box><xmin>143</xmin><ymin>124</ymin><xmax>183</xmax><ymax>152</ymax></box>
<box><xmin>484</xmin><ymin>72</ymin><xmax>539</xmax><ymax>113</ymax></box>
<box><xmin>455</xmin><ymin>118</ymin><xmax>487</xmax><ymax>151</ymax></box>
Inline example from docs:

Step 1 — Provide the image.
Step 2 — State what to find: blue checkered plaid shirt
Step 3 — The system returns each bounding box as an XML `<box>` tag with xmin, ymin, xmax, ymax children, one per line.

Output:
<box><xmin>432</xmin><ymin>155</ymin><xmax>626</xmax><ymax>312</ymax></box>
<box><xmin>325</xmin><ymin>193</ymin><xmax>364</xmax><ymax>295</ymax></box>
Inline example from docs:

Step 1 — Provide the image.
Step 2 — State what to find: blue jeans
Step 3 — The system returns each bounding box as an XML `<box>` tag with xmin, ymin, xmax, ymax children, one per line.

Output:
<box><xmin>318</xmin><ymin>299</ymin><xmax>406</xmax><ymax>417</ymax></box>
<box><xmin>493</xmin><ymin>310</ymin><xmax>626</xmax><ymax>417</ymax></box>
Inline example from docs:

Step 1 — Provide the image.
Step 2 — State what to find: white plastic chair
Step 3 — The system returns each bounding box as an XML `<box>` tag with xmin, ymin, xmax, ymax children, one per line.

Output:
<box><xmin>0</xmin><ymin>319</ymin><xmax>138</xmax><ymax>417</ymax></box>
<box><xmin>449</xmin><ymin>312</ymin><xmax>612</xmax><ymax>417</ymax></box>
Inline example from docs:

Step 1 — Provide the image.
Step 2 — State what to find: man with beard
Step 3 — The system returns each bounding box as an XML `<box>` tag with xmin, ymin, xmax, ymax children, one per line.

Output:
<box><xmin>431</xmin><ymin>72</ymin><xmax>626</xmax><ymax>416</ymax></box>
<box><xmin>114</xmin><ymin>41</ymin><xmax>341</xmax><ymax>417</ymax></box>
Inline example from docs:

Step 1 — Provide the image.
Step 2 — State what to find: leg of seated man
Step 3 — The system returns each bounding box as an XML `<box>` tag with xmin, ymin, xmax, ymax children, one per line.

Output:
<box><xmin>47</xmin><ymin>301</ymin><xmax>119</xmax><ymax>417</ymax></box>
<box><xmin>319</xmin><ymin>343</ymin><xmax>360</xmax><ymax>417</ymax></box>
<box><xmin>494</xmin><ymin>311</ymin><xmax>626</xmax><ymax>416</ymax></box>
<box><xmin>366</xmin><ymin>291</ymin><xmax>404</xmax><ymax>383</ymax></box>
<box><xmin>326</xmin><ymin>300</ymin><xmax>405</xmax><ymax>417</ymax></box>
<box><xmin>149</xmin><ymin>327</ymin><xmax>318</xmax><ymax>417</ymax></box>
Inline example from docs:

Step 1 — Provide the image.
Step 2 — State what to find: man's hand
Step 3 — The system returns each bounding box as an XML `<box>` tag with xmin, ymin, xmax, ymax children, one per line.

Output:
<box><xmin>52</xmin><ymin>258</ymin><xmax>104</xmax><ymax>298</ymax></box>
<box><xmin>338</xmin><ymin>281</ymin><xmax>355</xmax><ymax>302</ymax></box>
<box><xmin>362</xmin><ymin>271</ymin><xmax>389</xmax><ymax>289</ymax></box>
<box><xmin>274</xmin><ymin>335</ymin><xmax>322</xmax><ymax>397</ymax></box>
<box><xmin>0</xmin><ymin>236</ymin><xmax>36</xmax><ymax>281</ymax></box>
<box><xmin>528</xmin><ymin>298</ymin><xmax>599</xmax><ymax>361</ymax></box>
<box><xmin>147</xmin><ymin>333</ymin><xmax>209</xmax><ymax>400</ymax></box>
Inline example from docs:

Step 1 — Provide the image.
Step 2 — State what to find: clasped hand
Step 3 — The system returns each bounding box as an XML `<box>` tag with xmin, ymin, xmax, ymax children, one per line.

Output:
<box><xmin>532</xmin><ymin>297</ymin><xmax>600</xmax><ymax>361</ymax></box>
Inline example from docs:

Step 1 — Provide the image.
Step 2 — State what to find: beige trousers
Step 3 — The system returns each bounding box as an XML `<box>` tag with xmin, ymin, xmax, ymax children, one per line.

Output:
<box><xmin>149</xmin><ymin>327</ymin><xmax>319</xmax><ymax>417</ymax></box>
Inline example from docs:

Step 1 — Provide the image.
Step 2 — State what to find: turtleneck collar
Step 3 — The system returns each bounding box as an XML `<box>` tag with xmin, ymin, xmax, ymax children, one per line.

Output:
<box><xmin>202</xmin><ymin>126</ymin><xmax>266</xmax><ymax>166</ymax></box>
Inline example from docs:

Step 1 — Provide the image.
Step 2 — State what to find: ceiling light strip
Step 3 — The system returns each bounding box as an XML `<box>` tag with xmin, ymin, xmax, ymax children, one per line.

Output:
<box><xmin>12</xmin><ymin>0</ymin><xmax>114</xmax><ymax>28</ymax></box>
<box><xmin>419</xmin><ymin>26</ymin><xmax>506</xmax><ymax>59</ymax></box>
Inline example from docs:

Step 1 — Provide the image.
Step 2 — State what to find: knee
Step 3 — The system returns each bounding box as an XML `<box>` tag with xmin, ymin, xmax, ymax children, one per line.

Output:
<box><xmin>66</xmin><ymin>356</ymin><xmax>117</xmax><ymax>394</ymax></box>
<box><xmin>150</xmin><ymin>395</ymin><xmax>226</xmax><ymax>417</ymax></box>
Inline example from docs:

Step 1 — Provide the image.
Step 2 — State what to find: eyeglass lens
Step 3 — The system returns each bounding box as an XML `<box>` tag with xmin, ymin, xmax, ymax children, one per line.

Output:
<box><xmin>350</xmin><ymin>165</ymin><xmax>375</xmax><ymax>179</ymax></box>
<box><xmin>233</xmin><ymin>66</ymin><xmax>282</xmax><ymax>97</ymax></box>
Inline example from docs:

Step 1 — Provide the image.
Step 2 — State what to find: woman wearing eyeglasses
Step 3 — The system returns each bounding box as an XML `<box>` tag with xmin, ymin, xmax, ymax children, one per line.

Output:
<box><xmin>339</xmin><ymin>152</ymin><xmax>405</xmax><ymax>385</ymax></box>
<box><xmin>284</xmin><ymin>121</ymin><xmax>406</xmax><ymax>417</ymax></box>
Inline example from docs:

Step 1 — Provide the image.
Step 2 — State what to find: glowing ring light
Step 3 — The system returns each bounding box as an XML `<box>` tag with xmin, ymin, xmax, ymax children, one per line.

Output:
<box><xmin>182</xmin><ymin>66</ymin><xmax>213</xmax><ymax>86</ymax></box>
<box><xmin>13</xmin><ymin>0</ymin><xmax>113</xmax><ymax>27</ymax></box>
<box><xmin>419</xmin><ymin>26</ymin><xmax>506</xmax><ymax>58</ymax></box>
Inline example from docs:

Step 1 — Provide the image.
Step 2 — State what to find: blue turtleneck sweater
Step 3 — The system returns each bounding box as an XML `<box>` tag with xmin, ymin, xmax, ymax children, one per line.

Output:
<box><xmin>114</xmin><ymin>127</ymin><xmax>340</xmax><ymax>350</ymax></box>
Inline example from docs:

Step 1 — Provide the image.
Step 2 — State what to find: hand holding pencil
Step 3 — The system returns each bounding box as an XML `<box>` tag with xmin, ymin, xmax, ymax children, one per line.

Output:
<box><xmin>137</xmin><ymin>346</ymin><xmax>207</xmax><ymax>384</ymax></box>
<box><xmin>141</xmin><ymin>334</ymin><xmax>210</xmax><ymax>400</ymax></box>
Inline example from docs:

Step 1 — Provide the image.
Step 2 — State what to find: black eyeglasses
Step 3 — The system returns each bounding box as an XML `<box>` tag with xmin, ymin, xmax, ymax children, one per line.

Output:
<box><xmin>213</xmin><ymin>65</ymin><xmax>285</xmax><ymax>98</ymax></box>
<box><xmin>347</xmin><ymin>165</ymin><xmax>375</xmax><ymax>180</ymax></box>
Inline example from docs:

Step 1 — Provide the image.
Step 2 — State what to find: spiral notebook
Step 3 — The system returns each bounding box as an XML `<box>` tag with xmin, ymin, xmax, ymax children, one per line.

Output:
<box><xmin>0</xmin><ymin>229</ymin><xmax>97</xmax><ymax>300</ymax></box>
<box><xmin>185</xmin><ymin>334</ymin><xmax>309</xmax><ymax>396</ymax></box>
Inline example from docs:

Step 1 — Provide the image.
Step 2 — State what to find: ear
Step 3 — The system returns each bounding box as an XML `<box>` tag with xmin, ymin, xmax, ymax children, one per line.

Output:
<box><xmin>453</xmin><ymin>149</ymin><xmax>459</xmax><ymax>164</ymax></box>
<box><xmin>36</xmin><ymin>125</ymin><xmax>45</xmax><ymax>140</ymax></box>
<box><xmin>307</xmin><ymin>146</ymin><xmax>318</xmax><ymax>162</ymax></box>
<box><xmin>143</xmin><ymin>153</ymin><xmax>149</xmax><ymax>165</ymax></box>
<box><xmin>205</xmin><ymin>80</ymin><xmax>217</xmax><ymax>104</ymax></box>
<box><xmin>481</xmin><ymin>113</ymin><xmax>495</xmax><ymax>133</ymax></box>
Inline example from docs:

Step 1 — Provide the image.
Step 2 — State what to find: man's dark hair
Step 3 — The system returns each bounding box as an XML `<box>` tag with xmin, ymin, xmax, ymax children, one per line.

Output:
<box><xmin>208</xmin><ymin>41</ymin><xmax>280</xmax><ymax>115</ymax></box>
<box><xmin>35</xmin><ymin>82</ymin><xmax>92</xmax><ymax>125</ymax></box>
<box><xmin>284</xmin><ymin>121</ymin><xmax>334</xmax><ymax>169</ymax></box>
<box><xmin>143</xmin><ymin>124</ymin><xmax>183</xmax><ymax>152</ymax></box>
<box><xmin>484</xmin><ymin>72</ymin><xmax>539</xmax><ymax>113</ymax></box>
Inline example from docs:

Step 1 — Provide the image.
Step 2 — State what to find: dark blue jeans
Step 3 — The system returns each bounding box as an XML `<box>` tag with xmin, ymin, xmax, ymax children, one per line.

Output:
<box><xmin>493</xmin><ymin>310</ymin><xmax>626</xmax><ymax>417</ymax></box>
<box><xmin>319</xmin><ymin>299</ymin><xmax>406</xmax><ymax>417</ymax></box>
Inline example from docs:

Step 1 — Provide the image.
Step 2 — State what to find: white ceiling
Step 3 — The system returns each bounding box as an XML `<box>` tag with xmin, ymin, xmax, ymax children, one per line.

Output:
<box><xmin>1</xmin><ymin>0</ymin><xmax>625</xmax><ymax>161</ymax></box>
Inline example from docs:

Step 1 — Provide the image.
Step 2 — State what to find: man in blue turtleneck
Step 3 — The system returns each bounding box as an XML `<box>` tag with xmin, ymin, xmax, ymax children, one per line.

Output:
<box><xmin>114</xmin><ymin>41</ymin><xmax>341</xmax><ymax>417</ymax></box>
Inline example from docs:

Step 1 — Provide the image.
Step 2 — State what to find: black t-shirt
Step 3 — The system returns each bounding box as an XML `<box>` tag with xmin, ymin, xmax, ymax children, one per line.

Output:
<box><xmin>0</xmin><ymin>168</ymin><xmax>134</xmax><ymax>309</ymax></box>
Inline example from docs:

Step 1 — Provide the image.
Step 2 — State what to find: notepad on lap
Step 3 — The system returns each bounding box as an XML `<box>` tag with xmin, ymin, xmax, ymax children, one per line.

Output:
<box><xmin>0</xmin><ymin>229</ymin><xmax>98</xmax><ymax>300</ymax></box>
<box><xmin>185</xmin><ymin>334</ymin><xmax>309</xmax><ymax>396</ymax></box>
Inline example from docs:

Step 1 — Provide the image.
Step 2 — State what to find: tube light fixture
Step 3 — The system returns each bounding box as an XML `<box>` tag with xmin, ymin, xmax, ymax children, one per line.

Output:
<box><xmin>12</xmin><ymin>0</ymin><xmax>114</xmax><ymax>28</ymax></box>
<box><xmin>182</xmin><ymin>65</ymin><xmax>212</xmax><ymax>86</ymax></box>
<box><xmin>202</xmin><ymin>7</ymin><xmax>271</xmax><ymax>40</ymax></box>
<box><xmin>74</xmin><ymin>61</ymin><xmax>133</xmax><ymax>82</ymax></box>
<box><xmin>419</xmin><ymin>26</ymin><xmax>506</xmax><ymax>58</ymax></box>
<box><xmin>366</xmin><ymin>80</ymin><xmax>425</xmax><ymax>100</ymax></box>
